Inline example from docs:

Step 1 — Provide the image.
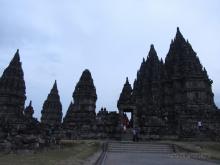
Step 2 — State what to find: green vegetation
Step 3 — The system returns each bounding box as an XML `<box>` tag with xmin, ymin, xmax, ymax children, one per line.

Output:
<box><xmin>0</xmin><ymin>141</ymin><xmax>101</xmax><ymax>165</ymax></box>
<box><xmin>165</xmin><ymin>141</ymin><xmax>220</xmax><ymax>160</ymax></box>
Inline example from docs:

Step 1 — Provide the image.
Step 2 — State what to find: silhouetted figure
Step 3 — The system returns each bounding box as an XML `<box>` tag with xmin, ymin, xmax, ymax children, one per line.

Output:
<box><xmin>132</xmin><ymin>128</ymin><xmax>137</xmax><ymax>142</ymax></box>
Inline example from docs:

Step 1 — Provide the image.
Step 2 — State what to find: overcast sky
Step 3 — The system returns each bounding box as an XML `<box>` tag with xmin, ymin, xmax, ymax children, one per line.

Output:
<box><xmin>0</xmin><ymin>0</ymin><xmax>220</xmax><ymax>119</ymax></box>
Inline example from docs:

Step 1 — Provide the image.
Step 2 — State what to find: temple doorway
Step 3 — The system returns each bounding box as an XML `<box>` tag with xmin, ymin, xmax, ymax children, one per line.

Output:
<box><xmin>122</xmin><ymin>112</ymin><xmax>133</xmax><ymax>128</ymax></box>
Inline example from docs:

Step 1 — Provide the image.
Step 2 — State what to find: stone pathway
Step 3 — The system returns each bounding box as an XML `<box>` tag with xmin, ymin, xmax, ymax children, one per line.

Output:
<box><xmin>103</xmin><ymin>152</ymin><xmax>219</xmax><ymax>165</ymax></box>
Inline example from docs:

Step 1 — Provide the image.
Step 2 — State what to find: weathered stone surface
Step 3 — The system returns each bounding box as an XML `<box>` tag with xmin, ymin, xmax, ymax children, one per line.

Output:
<box><xmin>41</xmin><ymin>80</ymin><xmax>62</xmax><ymax>128</ymax></box>
<box><xmin>0</xmin><ymin>49</ymin><xmax>26</xmax><ymax>122</ymax></box>
<box><xmin>118</xmin><ymin>28</ymin><xmax>220</xmax><ymax>140</ymax></box>
<box><xmin>63</xmin><ymin>69</ymin><xmax>97</xmax><ymax>139</ymax></box>
<box><xmin>1</xmin><ymin>28</ymin><xmax>220</xmax><ymax>144</ymax></box>
<box><xmin>96</xmin><ymin>108</ymin><xmax>120</xmax><ymax>139</ymax></box>
<box><xmin>0</xmin><ymin>50</ymin><xmax>48</xmax><ymax>152</ymax></box>
<box><xmin>117</xmin><ymin>78</ymin><xmax>137</xmax><ymax>133</ymax></box>
<box><xmin>118</xmin><ymin>78</ymin><xmax>133</xmax><ymax>106</ymax></box>
<box><xmin>24</xmin><ymin>101</ymin><xmax>34</xmax><ymax>119</ymax></box>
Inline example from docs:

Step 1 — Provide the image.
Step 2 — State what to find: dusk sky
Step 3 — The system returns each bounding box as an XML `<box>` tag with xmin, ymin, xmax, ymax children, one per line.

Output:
<box><xmin>0</xmin><ymin>0</ymin><xmax>220</xmax><ymax>119</ymax></box>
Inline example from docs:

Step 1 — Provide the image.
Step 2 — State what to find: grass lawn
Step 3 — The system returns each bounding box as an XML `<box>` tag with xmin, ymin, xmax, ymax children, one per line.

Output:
<box><xmin>165</xmin><ymin>141</ymin><xmax>220</xmax><ymax>160</ymax></box>
<box><xmin>0</xmin><ymin>141</ymin><xmax>101</xmax><ymax>165</ymax></box>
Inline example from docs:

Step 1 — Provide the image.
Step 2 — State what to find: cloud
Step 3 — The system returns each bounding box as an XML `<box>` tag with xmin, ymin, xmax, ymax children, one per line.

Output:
<box><xmin>0</xmin><ymin>0</ymin><xmax>220</xmax><ymax>119</ymax></box>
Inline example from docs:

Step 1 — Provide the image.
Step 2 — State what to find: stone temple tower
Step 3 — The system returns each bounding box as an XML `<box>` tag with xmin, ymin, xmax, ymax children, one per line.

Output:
<box><xmin>117</xmin><ymin>28</ymin><xmax>219</xmax><ymax>139</ymax></box>
<box><xmin>164</xmin><ymin>27</ymin><xmax>218</xmax><ymax>136</ymax></box>
<box><xmin>117</xmin><ymin>77</ymin><xmax>137</xmax><ymax>128</ymax></box>
<box><xmin>24</xmin><ymin>101</ymin><xmax>34</xmax><ymax>119</ymax></box>
<box><xmin>0</xmin><ymin>50</ymin><xmax>26</xmax><ymax>122</ymax></box>
<box><xmin>41</xmin><ymin>80</ymin><xmax>62</xmax><ymax>128</ymax></box>
<box><xmin>132</xmin><ymin>45</ymin><xmax>165</xmax><ymax>134</ymax></box>
<box><xmin>63</xmin><ymin>69</ymin><xmax>97</xmax><ymax>138</ymax></box>
<box><xmin>165</xmin><ymin>27</ymin><xmax>216</xmax><ymax>113</ymax></box>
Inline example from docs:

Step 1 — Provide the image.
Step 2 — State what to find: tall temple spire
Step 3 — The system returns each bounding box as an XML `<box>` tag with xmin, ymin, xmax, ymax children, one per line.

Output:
<box><xmin>62</xmin><ymin>101</ymin><xmax>73</xmax><ymax>124</ymax></box>
<box><xmin>41</xmin><ymin>81</ymin><xmax>62</xmax><ymax>127</ymax></box>
<box><xmin>148</xmin><ymin>44</ymin><xmax>158</xmax><ymax>59</ymax></box>
<box><xmin>174</xmin><ymin>27</ymin><xmax>186</xmax><ymax>43</ymax></box>
<box><xmin>73</xmin><ymin>69</ymin><xmax>97</xmax><ymax>104</ymax></box>
<box><xmin>163</xmin><ymin>28</ymin><xmax>216</xmax><ymax>123</ymax></box>
<box><xmin>118</xmin><ymin>77</ymin><xmax>133</xmax><ymax>106</ymax></box>
<box><xmin>0</xmin><ymin>50</ymin><xmax>26</xmax><ymax>120</ymax></box>
<box><xmin>51</xmin><ymin>80</ymin><xmax>58</xmax><ymax>94</ymax></box>
<box><xmin>63</xmin><ymin>69</ymin><xmax>97</xmax><ymax>134</ymax></box>
<box><xmin>73</xmin><ymin>69</ymin><xmax>97</xmax><ymax>105</ymax></box>
<box><xmin>125</xmin><ymin>77</ymin><xmax>129</xmax><ymax>84</ymax></box>
<box><xmin>165</xmin><ymin>27</ymin><xmax>203</xmax><ymax>77</ymax></box>
<box><xmin>10</xmin><ymin>49</ymin><xmax>20</xmax><ymax>65</ymax></box>
<box><xmin>146</xmin><ymin>44</ymin><xmax>160</xmax><ymax>67</ymax></box>
<box><xmin>2</xmin><ymin>49</ymin><xmax>24</xmax><ymax>79</ymax></box>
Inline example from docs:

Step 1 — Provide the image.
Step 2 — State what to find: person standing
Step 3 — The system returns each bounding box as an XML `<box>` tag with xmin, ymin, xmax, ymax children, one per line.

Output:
<box><xmin>132</xmin><ymin>128</ymin><xmax>137</xmax><ymax>141</ymax></box>
<box><xmin>135</xmin><ymin>127</ymin><xmax>139</xmax><ymax>142</ymax></box>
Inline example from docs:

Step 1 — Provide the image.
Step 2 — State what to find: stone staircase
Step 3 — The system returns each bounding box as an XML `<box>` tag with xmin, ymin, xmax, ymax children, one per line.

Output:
<box><xmin>121</xmin><ymin>128</ymin><xmax>133</xmax><ymax>141</ymax></box>
<box><xmin>108</xmin><ymin>141</ymin><xmax>174</xmax><ymax>153</ymax></box>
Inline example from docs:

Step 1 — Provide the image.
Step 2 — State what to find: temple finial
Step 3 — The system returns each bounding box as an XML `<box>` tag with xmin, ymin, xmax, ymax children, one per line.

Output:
<box><xmin>29</xmin><ymin>100</ymin><xmax>32</xmax><ymax>107</ymax></box>
<box><xmin>177</xmin><ymin>27</ymin><xmax>180</xmax><ymax>33</ymax></box>
<box><xmin>10</xmin><ymin>49</ymin><xmax>20</xmax><ymax>65</ymax></box>
<box><xmin>175</xmin><ymin>27</ymin><xmax>185</xmax><ymax>42</ymax></box>
<box><xmin>126</xmin><ymin>77</ymin><xmax>129</xmax><ymax>84</ymax></box>
<box><xmin>150</xmin><ymin>44</ymin><xmax>154</xmax><ymax>49</ymax></box>
<box><xmin>147</xmin><ymin>44</ymin><xmax>158</xmax><ymax>61</ymax></box>
<box><xmin>52</xmin><ymin>80</ymin><xmax>58</xmax><ymax>92</ymax></box>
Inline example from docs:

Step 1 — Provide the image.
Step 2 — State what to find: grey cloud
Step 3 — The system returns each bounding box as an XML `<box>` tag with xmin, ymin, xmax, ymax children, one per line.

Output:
<box><xmin>0</xmin><ymin>0</ymin><xmax>220</xmax><ymax>119</ymax></box>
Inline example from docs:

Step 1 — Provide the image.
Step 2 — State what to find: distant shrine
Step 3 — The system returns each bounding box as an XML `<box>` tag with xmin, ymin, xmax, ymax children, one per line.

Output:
<box><xmin>0</xmin><ymin>28</ymin><xmax>220</xmax><ymax>144</ymax></box>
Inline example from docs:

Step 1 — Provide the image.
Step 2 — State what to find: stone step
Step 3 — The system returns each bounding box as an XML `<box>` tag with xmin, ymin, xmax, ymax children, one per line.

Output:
<box><xmin>108</xmin><ymin>149</ymin><xmax>173</xmax><ymax>153</ymax></box>
<box><xmin>109</xmin><ymin>142</ymin><xmax>170</xmax><ymax>145</ymax></box>
<box><xmin>107</xmin><ymin>142</ymin><xmax>174</xmax><ymax>153</ymax></box>
<box><xmin>108</xmin><ymin>144</ymin><xmax>171</xmax><ymax>147</ymax></box>
<box><xmin>108</xmin><ymin>147</ymin><xmax>172</xmax><ymax>151</ymax></box>
<box><xmin>108</xmin><ymin>146</ymin><xmax>172</xmax><ymax>148</ymax></box>
<box><xmin>108</xmin><ymin>148</ymin><xmax>173</xmax><ymax>153</ymax></box>
<box><xmin>108</xmin><ymin>146</ymin><xmax>171</xmax><ymax>150</ymax></box>
<box><xmin>108</xmin><ymin>147</ymin><xmax>172</xmax><ymax>150</ymax></box>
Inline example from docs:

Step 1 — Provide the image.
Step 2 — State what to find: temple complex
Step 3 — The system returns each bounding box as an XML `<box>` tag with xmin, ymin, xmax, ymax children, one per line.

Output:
<box><xmin>118</xmin><ymin>28</ymin><xmax>220</xmax><ymax>140</ymax></box>
<box><xmin>0</xmin><ymin>28</ymin><xmax>220</xmax><ymax>146</ymax></box>
<box><xmin>41</xmin><ymin>81</ymin><xmax>62</xmax><ymax>128</ymax></box>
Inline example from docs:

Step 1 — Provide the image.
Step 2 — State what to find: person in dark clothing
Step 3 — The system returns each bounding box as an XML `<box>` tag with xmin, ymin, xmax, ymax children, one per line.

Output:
<box><xmin>133</xmin><ymin>127</ymin><xmax>140</xmax><ymax>142</ymax></box>
<box><xmin>133</xmin><ymin>128</ymin><xmax>137</xmax><ymax>142</ymax></box>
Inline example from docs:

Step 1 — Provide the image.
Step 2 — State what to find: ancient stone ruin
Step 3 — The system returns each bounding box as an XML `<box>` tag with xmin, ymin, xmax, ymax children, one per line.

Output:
<box><xmin>41</xmin><ymin>80</ymin><xmax>63</xmax><ymax>128</ymax></box>
<box><xmin>63</xmin><ymin>69</ymin><xmax>97</xmax><ymax>139</ymax></box>
<box><xmin>0</xmin><ymin>50</ymin><xmax>43</xmax><ymax>152</ymax></box>
<box><xmin>119</xmin><ymin>28</ymin><xmax>220</xmax><ymax>140</ymax></box>
<box><xmin>24</xmin><ymin>101</ymin><xmax>34</xmax><ymax>119</ymax></box>
<box><xmin>96</xmin><ymin>107</ymin><xmax>120</xmax><ymax>139</ymax></box>
<box><xmin>0</xmin><ymin>49</ymin><xmax>26</xmax><ymax>124</ymax></box>
<box><xmin>0</xmin><ymin>28</ymin><xmax>220</xmax><ymax>152</ymax></box>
